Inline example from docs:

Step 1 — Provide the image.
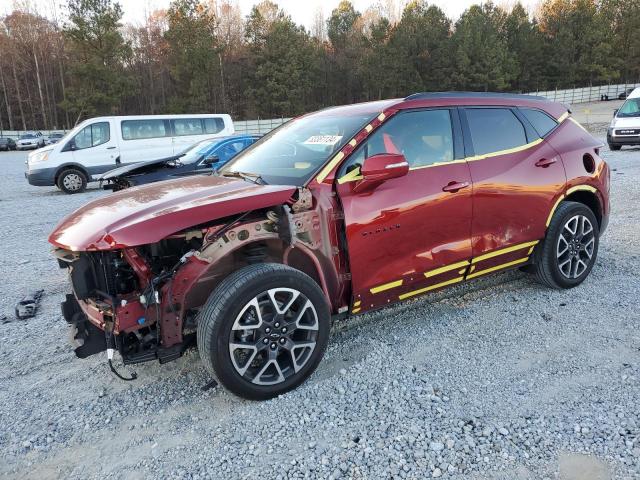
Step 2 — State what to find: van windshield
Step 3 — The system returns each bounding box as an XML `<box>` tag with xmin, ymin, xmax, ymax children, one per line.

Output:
<box><xmin>219</xmin><ymin>113</ymin><xmax>374</xmax><ymax>186</ymax></box>
<box><xmin>618</xmin><ymin>98</ymin><xmax>640</xmax><ymax>117</ymax></box>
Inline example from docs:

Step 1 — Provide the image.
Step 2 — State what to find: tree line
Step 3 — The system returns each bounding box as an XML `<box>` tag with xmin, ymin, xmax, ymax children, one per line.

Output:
<box><xmin>0</xmin><ymin>0</ymin><xmax>639</xmax><ymax>131</ymax></box>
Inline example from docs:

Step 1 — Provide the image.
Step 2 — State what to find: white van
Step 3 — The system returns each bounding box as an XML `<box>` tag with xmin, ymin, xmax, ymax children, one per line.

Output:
<box><xmin>25</xmin><ymin>114</ymin><xmax>234</xmax><ymax>193</ymax></box>
<box><xmin>607</xmin><ymin>87</ymin><xmax>640</xmax><ymax>150</ymax></box>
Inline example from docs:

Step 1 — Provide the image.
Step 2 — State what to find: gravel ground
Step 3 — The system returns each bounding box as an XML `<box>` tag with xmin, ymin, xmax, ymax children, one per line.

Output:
<box><xmin>1</xmin><ymin>126</ymin><xmax>639</xmax><ymax>480</ymax></box>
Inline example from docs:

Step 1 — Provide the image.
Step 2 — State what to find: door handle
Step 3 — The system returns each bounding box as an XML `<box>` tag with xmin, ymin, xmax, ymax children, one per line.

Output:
<box><xmin>442</xmin><ymin>181</ymin><xmax>470</xmax><ymax>193</ymax></box>
<box><xmin>106</xmin><ymin>146</ymin><xmax>116</xmax><ymax>150</ymax></box>
<box><xmin>535</xmin><ymin>158</ymin><xmax>556</xmax><ymax>168</ymax></box>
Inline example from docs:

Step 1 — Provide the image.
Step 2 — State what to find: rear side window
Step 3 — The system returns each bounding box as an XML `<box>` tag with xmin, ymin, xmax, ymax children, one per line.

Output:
<box><xmin>121</xmin><ymin>120</ymin><xmax>167</xmax><ymax>140</ymax></box>
<box><xmin>204</xmin><ymin>117</ymin><xmax>225</xmax><ymax>134</ymax></box>
<box><xmin>173</xmin><ymin>118</ymin><xmax>204</xmax><ymax>136</ymax></box>
<box><xmin>74</xmin><ymin>122</ymin><xmax>110</xmax><ymax>149</ymax></box>
<box><xmin>465</xmin><ymin>108</ymin><xmax>527</xmax><ymax>156</ymax></box>
<box><xmin>520</xmin><ymin>108</ymin><xmax>558</xmax><ymax>137</ymax></box>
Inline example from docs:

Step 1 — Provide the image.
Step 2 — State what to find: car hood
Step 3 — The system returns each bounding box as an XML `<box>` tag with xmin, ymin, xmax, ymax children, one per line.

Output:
<box><xmin>49</xmin><ymin>175</ymin><xmax>296</xmax><ymax>251</ymax></box>
<box><xmin>612</xmin><ymin>116</ymin><xmax>640</xmax><ymax>128</ymax></box>
<box><xmin>100</xmin><ymin>155</ymin><xmax>184</xmax><ymax>180</ymax></box>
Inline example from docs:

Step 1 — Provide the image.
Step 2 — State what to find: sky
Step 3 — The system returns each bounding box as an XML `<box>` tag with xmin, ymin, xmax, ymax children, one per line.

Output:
<box><xmin>1</xmin><ymin>0</ymin><xmax>542</xmax><ymax>27</ymax></box>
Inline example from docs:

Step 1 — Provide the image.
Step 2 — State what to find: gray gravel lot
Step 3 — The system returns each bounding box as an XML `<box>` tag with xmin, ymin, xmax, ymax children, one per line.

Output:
<box><xmin>1</xmin><ymin>125</ymin><xmax>639</xmax><ymax>480</ymax></box>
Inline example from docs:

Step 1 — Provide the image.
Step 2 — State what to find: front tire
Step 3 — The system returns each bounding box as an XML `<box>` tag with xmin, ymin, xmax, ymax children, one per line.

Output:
<box><xmin>197</xmin><ymin>263</ymin><xmax>330</xmax><ymax>400</ymax></box>
<box><xmin>57</xmin><ymin>168</ymin><xmax>87</xmax><ymax>194</ymax></box>
<box><xmin>532</xmin><ymin>201</ymin><xmax>599</xmax><ymax>289</ymax></box>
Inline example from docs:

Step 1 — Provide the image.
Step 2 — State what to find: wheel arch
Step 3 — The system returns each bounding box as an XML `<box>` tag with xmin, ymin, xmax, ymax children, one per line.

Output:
<box><xmin>54</xmin><ymin>163</ymin><xmax>90</xmax><ymax>184</ymax></box>
<box><xmin>564</xmin><ymin>188</ymin><xmax>603</xmax><ymax>228</ymax></box>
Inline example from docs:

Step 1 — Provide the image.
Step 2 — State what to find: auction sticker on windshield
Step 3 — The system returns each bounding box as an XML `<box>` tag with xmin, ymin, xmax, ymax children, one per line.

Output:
<box><xmin>303</xmin><ymin>135</ymin><xmax>343</xmax><ymax>145</ymax></box>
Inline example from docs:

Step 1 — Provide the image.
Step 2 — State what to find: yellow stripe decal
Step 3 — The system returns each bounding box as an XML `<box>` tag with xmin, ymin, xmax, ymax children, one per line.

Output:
<box><xmin>472</xmin><ymin>240</ymin><xmax>539</xmax><ymax>264</ymax></box>
<box><xmin>399</xmin><ymin>277</ymin><xmax>464</xmax><ymax>300</ymax></box>
<box><xmin>349</xmin><ymin>139</ymin><xmax>357</xmax><ymax>147</ymax></box>
<box><xmin>352</xmin><ymin>307</ymin><xmax>361</xmax><ymax>313</ymax></box>
<box><xmin>569</xmin><ymin>117</ymin><xmax>588</xmax><ymax>132</ymax></box>
<box><xmin>409</xmin><ymin>158</ymin><xmax>468</xmax><ymax>171</ymax></box>
<box><xmin>546</xmin><ymin>195</ymin><xmax>565</xmax><ymax>227</ymax></box>
<box><xmin>557</xmin><ymin>112</ymin><xmax>569</xmax><ymax>123</ymax></box>
<box><xmin>365</xmin><ymin>124</ymin><xmax>373</xmax><ymax>132</ymax></box>
<box><xmin>353</xmin><ymin>300</ymin><xmax>361</xmax><ymax>307</ymax></box>
<box><xmin>337</xmin><ymin>167</ymin><xmax>363</xmax><ymax>184</ymax></box>
<box><xmin>377</xmin><ymin>113</ymin><xmax>386</xmax><ymax>121</ymax></box>
<box><xmin>458</xmin><ymin>268</ymin><xmax>467</xmax><ymax>275</ymax></box>
<box><xmin>566</xmin><ymin>185</ymin><xmax>597</xmax><ymax>195</ymax></box>
<box><xmin>527</xmin><ymin>246</ymin><xmax>535</xmax><ymax>255</ymax></box>
<box><xmin>370</xmin><ymin>279</ymin><xmax>403</xmax><ymax>294</ymax></box>
<box><xmin>465</xmin><ymin>138</ymin><xmax>543</xmax><ymax>162</ymax></box>
<box><xmin>424</xmin><ymin>260</ymin><xmax>470</xmax><ymax>278</ymax></box>
<box><xmin>315</xmin><ymin>151</ymin><xmax>345</xmax><ymax>183</ymax></box>
<box><xmin>466</xmin><ymin>257</ymin><xmax>529</xmax><ymax>280</ymax></box>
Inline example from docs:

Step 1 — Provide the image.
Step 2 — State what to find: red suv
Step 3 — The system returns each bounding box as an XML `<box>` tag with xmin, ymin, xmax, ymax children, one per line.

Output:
<box><xmin>50</xmin><ymin>93</ymin><xmax>610</xmax><ymax>400</ymax></box>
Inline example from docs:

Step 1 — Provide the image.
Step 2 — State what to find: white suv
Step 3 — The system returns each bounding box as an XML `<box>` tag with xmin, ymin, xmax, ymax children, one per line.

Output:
<box><xmin>608</xmin><ymin>87</ymin><xmax>640</xmax><ymax>150</ymax></box>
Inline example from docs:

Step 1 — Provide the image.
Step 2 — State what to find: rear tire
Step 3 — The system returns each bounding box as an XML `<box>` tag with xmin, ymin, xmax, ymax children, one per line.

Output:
<box><xmin>608</xmin><ymin>143</ymin><xmax>621</xmax><ymax>151</ymax></box>
<box><xmin>197</xmin><ymin>263</ymin><xmax>330</xmax><ymax>400</ymax></box>
<box><xmin>57</xmin><ymin>168</ymin><xmax>87</xmax><ymax>194</ymax></box>
<box><xmin>532</xmin><ymin>201</ymin><xmax>599</xmax><ymax>289</ymax></box>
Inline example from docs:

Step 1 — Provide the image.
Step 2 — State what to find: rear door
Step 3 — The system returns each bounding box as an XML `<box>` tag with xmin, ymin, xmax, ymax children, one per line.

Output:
<box><xmin>119</xmin><ymin>118</ymin><xmax>172</xmax><ymax>164</ymax></box>
<box><xmin>336</xmin><ymin>108</ymin><xmax>473</xmax><ymax>311</ymax></box>
<box><xmin>460</xmin><ymin>107</ymin><xmax>565</xmax><ymax>275</ymax></box>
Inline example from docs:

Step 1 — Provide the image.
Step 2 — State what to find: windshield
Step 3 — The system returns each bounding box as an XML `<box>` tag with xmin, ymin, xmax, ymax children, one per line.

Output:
<box><xmin>618</xmin><ymin>98</ymin><xmax>640</xmax><ymax>117</ymax></box>
<box><xmin>178</xmin><ymin>138</ymin><xmax>218</xmax><ymax>164</ymax></box>
<box><xmin>219</xmin><ymin>113</ymin><xmax>375</xmax><ymax>185</ymax></box>
<box><xmin>20</xmin><ymin>134</ymin><xmax>36</xmax><ymax>139</ymax></box>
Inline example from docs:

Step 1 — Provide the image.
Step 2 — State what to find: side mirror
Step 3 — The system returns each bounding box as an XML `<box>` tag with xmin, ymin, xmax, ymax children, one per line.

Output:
<box><xmin>62</xmin><ymin>140</ymin><xmax>76</xmax><ymax>152</ymax></box>
<box><xmin>202</xmin><ymin>155</ymin><xmax>219</xmax><ymax>166</ymax></box>
<box><xmin>353</xmin><ymin>153</ymin><xmax>409</xmax><ymax>193</ymax></box>
<box><xmin>613</xmin><ymin>109</ymin><xmax>618</xmax><ymax>117</ymax></box>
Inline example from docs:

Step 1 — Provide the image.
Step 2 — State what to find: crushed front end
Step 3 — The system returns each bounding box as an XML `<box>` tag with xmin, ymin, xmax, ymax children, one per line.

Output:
<box><xmin>56</xmin><ymin>233</ymin><xmax>206</xmax><ymax>366</ymax></box>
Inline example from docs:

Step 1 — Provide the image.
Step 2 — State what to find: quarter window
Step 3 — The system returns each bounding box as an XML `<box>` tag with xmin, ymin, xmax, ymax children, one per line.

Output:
<box><xmin>520</xmin><ymin>108</ymin><xmax>558</xmax><ymax>137</ymax></box>
<box><xmin>173</xmin><ymin>118</ymin><xmax>204</xmax><ymax>136</ymax></box>
<box><xmin>465</xmin><ymin>108</ymin><xmax>527</xmax><ymax>156</ymax></box>
<box><xmin>121</xmin><ymin>120</ymin><xmax>167</xmax><ymax>140</ymax></box>
<box><xmin>73</xmin><ymin>122</ymin><xmax>110</xmax><ymax>149</ymax></box>
<box><xmin>343</xmin><ymin>109</ymin><xmax>454</xmax><ymax>173</ymax></box>
<box><xmin>204</xmin><ymin>117</ymin><xmax>225</xmax><ymax>134</ymax></box>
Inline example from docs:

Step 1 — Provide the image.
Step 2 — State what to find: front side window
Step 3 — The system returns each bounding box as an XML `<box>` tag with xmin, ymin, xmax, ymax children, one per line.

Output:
<box><xmin>520</xmin><ymin>108</ymin><xmax>558</xmax><ymax>137</ymax></box>
<box><xmin>465</xmin><ymin>108</ymin><xmax>527</xmax><ymax>156</ymax></box>
<box><xmin>121</xmin><ymin>119</ymin><xmax>167</xmax><ymax>140</ymax></box>
<box><xmin>341</xmin><ymin>109</ymin><xmax>454</xmax><ymax>174</ymax></box>
<box><xmin>173</xmin><ymin>118</ymin><xmax>204</xmax><ymax>136</ymax></box>
<box><xmin>618</xmin><ymin>98</ymin><xmax>640</xmax><ymax>117</ymax></box>
<box><xmin>213</xmin><ymin>141</ymin><xmax>247</xmax><ymax>164</ymax></box>
<box><xmin>73</xmin><ymin>122</ymin><xmax>110</xmax><ymax>149</ymax></box>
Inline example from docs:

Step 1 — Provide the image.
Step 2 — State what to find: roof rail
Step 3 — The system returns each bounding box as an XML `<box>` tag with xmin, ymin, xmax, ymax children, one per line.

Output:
<box><xmin>404</xmin><ymin>92</ymin><xmax>547</xmax><ymax>101</ymax></box>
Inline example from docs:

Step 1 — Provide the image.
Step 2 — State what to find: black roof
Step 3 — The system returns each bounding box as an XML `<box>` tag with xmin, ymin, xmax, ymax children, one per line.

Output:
<box><xmin>404</xmin><ymin>92</ymin><xmax>547</xmax><ymax>101</ymax></box>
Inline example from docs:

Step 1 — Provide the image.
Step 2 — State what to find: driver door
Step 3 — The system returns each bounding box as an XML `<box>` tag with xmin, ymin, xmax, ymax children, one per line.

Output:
<box><xmin>335</xmin><ymin>109</ymin><xmax>473</xmax><ymax>312</ymax></box>
<box><xmin>65</xmin><ymin>121</ymin><xmax>118</xmax><ymax>177</ymax></box>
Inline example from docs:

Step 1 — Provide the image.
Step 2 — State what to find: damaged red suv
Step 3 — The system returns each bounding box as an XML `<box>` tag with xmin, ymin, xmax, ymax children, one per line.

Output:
<box><xmin>50</xmin><ymin>93</ymin><xmax>610</xmax><ymax>400</ymax></box>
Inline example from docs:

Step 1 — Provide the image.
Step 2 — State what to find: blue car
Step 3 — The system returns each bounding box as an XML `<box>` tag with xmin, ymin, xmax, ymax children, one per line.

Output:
<box><xmin>100</xmin><ymin>135</ymin><xmax>260</xmax><ymax>191</ymax></box>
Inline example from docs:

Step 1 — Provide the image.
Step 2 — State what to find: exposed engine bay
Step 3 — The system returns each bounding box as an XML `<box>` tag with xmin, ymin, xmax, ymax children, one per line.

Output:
<box><xmin>57</xmin><ymin>187</ymin><xmax>346</xmax><ymax>371</ymax></box>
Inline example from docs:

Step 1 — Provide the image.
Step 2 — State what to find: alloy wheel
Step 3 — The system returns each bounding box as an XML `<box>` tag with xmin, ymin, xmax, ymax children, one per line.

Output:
<box><xmin>229</xmin><ymin>288</ymin><xmax>319</xmax><ymax>385</ymax></box>
<box><xmin>556</xmin><ymin>214</ymin><xmax>595</xmax><ymax>279</ymax></box>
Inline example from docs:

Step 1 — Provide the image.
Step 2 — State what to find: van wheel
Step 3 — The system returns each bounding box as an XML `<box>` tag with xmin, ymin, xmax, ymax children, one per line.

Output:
<box><xmin>197</xmin><ymin>263</ymin><xmax>330</xmax><ymax>400</ymax></box>
<box><xmin>608</xmin><ymin>143</ymin><xmax>621</xmax><ymax>151</ymax></box>
<box><xmin>532</xmin><ymin>201</ymin><xmax>599</xmax><ymax>289</ymax></box>
<box><xmin>57</xmin><ymin>168</ymin><xmax>87</xmax><ymax>194</ymax></box>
